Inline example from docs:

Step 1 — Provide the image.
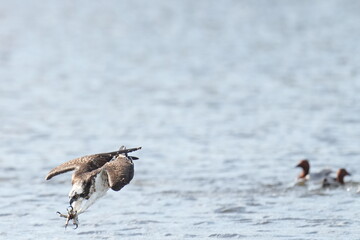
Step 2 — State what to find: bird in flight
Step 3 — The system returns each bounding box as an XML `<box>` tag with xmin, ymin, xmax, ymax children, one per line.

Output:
<box><xmin>45</xmin><ymin>146</ymin><xmax>141</xmax><ymax>228</ymax></box>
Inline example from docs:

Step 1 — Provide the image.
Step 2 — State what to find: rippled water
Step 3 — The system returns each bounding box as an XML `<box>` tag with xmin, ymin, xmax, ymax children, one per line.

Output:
<box><xmin>1</xmin><ymin>0</ymin><xmax>360</xmax><ymax>239</ymax></box>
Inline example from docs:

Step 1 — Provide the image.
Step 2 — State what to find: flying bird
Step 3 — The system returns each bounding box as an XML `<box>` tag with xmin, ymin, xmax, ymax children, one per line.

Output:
<box><xmin>45</xmin><ymin>146</ymin><xmax>141</xmax><ymax>228</ymax></box>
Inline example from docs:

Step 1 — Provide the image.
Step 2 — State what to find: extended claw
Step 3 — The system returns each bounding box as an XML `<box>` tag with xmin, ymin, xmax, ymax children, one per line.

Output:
<box><xmin>64</xmin><ymin>217</ymin><xmax>70</xmax><ymax>229</ymax></box>
<box><xmin>57</xmin><ymin>211</ymin><xmax>68</xmax><ymax>218</ymax></box>
<box><xmin>57</xmin><ymin>206</ymin><xmax>79</xmax><ymax>229</ymax></box>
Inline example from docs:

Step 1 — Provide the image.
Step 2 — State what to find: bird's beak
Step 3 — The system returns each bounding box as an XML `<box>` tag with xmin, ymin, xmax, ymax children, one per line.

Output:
<box><xmin>69</xmin><ymin>198</ymin><xmax>74</xmax><ymax>206</ymax></box>
<box><xmin>347</xmin><ymin>172</ymin><xmax>351</xmax><ymax>176</ymax></box>
<box><xmin>129</xmin><ymin>156</ymin><xmax>139</xmax><ymax>160</ymax></box>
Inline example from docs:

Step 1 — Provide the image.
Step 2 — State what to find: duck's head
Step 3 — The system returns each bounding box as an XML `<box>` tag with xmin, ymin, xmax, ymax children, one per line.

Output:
<box><xmin>336</xmin><ymin>168</ymin><xmax>351</xmax><ymax>184</ymax></box>
<box><xmin>296</xmin><ymin>159</ymin><xmax>310</xmax><ymax>178</ymax></box>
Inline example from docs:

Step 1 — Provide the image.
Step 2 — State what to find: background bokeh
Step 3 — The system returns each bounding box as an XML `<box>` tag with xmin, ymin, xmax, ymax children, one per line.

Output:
<box><xmin>0</xmin><ymin>0</ymin><xmax>360</xmax><ymax>239</ymax></box>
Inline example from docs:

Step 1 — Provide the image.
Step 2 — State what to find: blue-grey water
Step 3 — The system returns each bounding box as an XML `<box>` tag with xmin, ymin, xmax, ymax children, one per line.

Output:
<box><xmin>1</xmin><ymin>0</ymin><xmax>360</xmax><ymax>239</ymax></box>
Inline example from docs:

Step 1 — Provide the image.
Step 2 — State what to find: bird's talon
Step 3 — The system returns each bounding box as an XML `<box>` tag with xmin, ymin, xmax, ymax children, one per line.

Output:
<box><xmin>57</xmin><ymin>207</ymin><xmax>79</xmax><ymax>228</ymax></box>
<box><xmin>57</xmin><ymin>211</ymin><xmax>68</xmax><ymax>218</ymax></box>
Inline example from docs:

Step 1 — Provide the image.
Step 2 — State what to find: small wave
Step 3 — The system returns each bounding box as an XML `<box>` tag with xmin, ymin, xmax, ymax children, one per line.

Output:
<box><xmin>33</xmin><ymin>223</ymin><xmax>43</xmax><ymax>227</ymax></box>
<box><xmin>184</xmin><ymin>234</ymin><xmax>198</xmax><ymax>238</ymax></box>
<box><xmin>77</xmin><ymin>230</ymin><xmax>104</xmax><ymax>235</ymax></box>
<box><xmin>119</xmin><ymin>227</ymin><xmax>141</xmax><ymax>231</ymax></box>
<box><xmin>214</xmin><ymin>206</ymin><xmax>245</xmax><ymax>214</ymax></box>
<box><xmin>193</xmin><ymin>221</ymin><xmax>215</xmax><ymax>225</ymax></box>
<box><xmin>0</xmin><ymin>213</ymin><xmax>12</xmax><ymax>217</ymax></box>
<box><xmin>131</xmin><ymin>220</ymin><xmax>160</xmax><ymax>224</ymax></box>
<box><xmin>253</xmin><ymin>219</ymin><xmax>272</xmax><ymax>225</ymax></box>
<box><xmin>209</xmin><ymin>233</ymin><xmax>245</xmax><ymax>238</ymax></box>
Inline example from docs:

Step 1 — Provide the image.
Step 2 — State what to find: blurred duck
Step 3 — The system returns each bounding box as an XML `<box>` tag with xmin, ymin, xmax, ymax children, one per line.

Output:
<box><xmin>322</xmin><ymin>168</ymin><xmax>351</xmax><ymax>188</ymax></box>
<box><xmin>296</xmin><ymin>159</ymin><xmax>332</xmax><ymax>182</ymax></box>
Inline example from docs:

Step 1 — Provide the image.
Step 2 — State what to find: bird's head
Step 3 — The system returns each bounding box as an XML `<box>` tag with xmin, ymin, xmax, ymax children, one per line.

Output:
<box><xmin>337</xmin><ymin>168</ymin><xmax>351</xmax><ymax>184</ymax></box>
<box><xmin>69</xmin><ymin>181</ymin><xmax>87</xmax><ymax>205</ymax></box>
<box><xmin>296</xmin><ymin>159</ymin><xmax>310</xmax><ymax>178</ymax></box>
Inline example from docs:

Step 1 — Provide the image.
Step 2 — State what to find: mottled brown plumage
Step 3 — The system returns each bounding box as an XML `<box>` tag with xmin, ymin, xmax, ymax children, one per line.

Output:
<box><xmin>45</xmin><ymin>146</ymin><xmax>141</xmax><ymax>228</ymax></box>
<box><xmin>45</xmin><ymin>147</ymin><xmax>140</xmax><ymax>183</ymax></box>
<box><xmin>46</xmin><ymin>154</ymin><xmax>114</xmax><ymax>182</ymax></box>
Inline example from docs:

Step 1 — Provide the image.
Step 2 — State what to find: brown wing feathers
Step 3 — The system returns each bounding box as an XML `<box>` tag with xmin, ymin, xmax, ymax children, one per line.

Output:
<box><xmin>45</xmin><ymin>147</ymin><xmax>140</xmax><ymax>187</ymax></box>
<box><xmin>45</xmin><ymin>164</ymin><xmax>77</xmax><ymax>180</ymax></box>
<box><xmin>45</xmin><ymin>154</ymin><xmax>114</xmax><ymax>180</ymax></box>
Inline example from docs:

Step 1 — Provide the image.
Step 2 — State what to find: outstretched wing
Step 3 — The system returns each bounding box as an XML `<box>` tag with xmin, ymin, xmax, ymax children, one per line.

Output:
<box><xmin>103</xmin><ymin>155</ymin><xmax>134</xmax><ymax>191</ymax></box>
<box><xmin>45</xmin><ymin>153</ymin><xmax>116</xmax><ymax>180</ymax></box>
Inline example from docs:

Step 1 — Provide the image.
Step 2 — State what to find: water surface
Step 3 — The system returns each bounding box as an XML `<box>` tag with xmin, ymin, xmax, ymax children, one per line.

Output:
<box><xmin>0</xmin><ymin>0</ymin><xmax>360</xmax><ymax>239</ymax></box>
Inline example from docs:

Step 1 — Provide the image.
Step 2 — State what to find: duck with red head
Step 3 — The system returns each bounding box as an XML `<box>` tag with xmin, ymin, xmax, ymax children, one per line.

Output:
<box><xmin>296</xmin><ymin>159</ymin><xmax>310</xmax><ymax>179</ymax></box>
<box><xmin>322</xmin><ymin>168</ymin><xmax>351</xmax><ymax>188</ymax></box>
<box><xmin>296</xmin><ymin>159</ymin><xmax>332</xmax><ymax>182</ymax></box>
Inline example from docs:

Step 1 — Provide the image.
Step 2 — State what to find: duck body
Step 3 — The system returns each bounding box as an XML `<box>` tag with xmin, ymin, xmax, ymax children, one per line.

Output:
<box><xmin>322</xmin><ymin>168</ymin><xmax>351</xmax><ymax>188</ymax></box>
<box><xmin>296</xmin><ymin>159</ymin><xmax>332</xmax><ymax>183</ymax></box>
